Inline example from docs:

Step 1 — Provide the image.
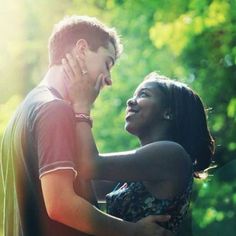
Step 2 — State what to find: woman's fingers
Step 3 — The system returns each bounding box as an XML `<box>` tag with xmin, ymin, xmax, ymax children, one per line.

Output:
<box><xmin>94</xmin><ymin>74</ymin><xmax>104</xmax><ymax>92</ymax></box>
<box><xmin>61</xmin><ymin>53</ymin><xmax>102</xmax><ymax>106</ymax></box>
<box><xmin>65</xmin><ymin>53</ymin><xmax>82</xmax><ymax>80</ymax></box>
<box><xmin>62</xmin><ymin>58</ymin><xmax>74</xmax><ymax>82</ymax></box>
<box><xmin>77</xmin><ymin>56</ymin><xmax>88</xmax><ymax>78</ymax></box>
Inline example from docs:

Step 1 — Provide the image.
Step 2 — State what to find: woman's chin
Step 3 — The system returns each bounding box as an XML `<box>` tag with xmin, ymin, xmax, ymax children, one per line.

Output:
<box><xmin>124</xmin><ymin>123</ymin><xmax>137</xmax><ymax>135</ymax></box>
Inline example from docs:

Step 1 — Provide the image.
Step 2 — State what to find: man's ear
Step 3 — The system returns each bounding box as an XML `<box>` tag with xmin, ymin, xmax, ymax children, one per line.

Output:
<box><xmin>74</xmin><ymin>39</ymin><xmax>89</xmax><ymax>60</ymax></box>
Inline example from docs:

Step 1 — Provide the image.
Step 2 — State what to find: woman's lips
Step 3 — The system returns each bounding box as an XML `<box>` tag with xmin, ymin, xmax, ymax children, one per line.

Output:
<box><xmin>125</xmin><ymin>108</ymin><xmax>139</xmax><ymax>119</ymax></box>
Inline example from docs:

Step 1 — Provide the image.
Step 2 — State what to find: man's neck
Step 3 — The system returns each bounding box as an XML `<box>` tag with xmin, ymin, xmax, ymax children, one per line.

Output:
<box><xmin>40</xmin><ymin>65</ymin><xmax>68</xmax><ymax>100</ymax></box>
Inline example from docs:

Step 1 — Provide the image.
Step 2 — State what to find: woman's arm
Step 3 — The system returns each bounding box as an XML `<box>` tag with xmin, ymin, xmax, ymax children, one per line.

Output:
<box><xmin>63</xmin><ymin>54</ymin><xmax>192</xmax><ymax>183</ymax></box>
<box><xmin>75</xmin><ymin>120</ymin><xmax>191</xmax><ymax>183</ymax></box>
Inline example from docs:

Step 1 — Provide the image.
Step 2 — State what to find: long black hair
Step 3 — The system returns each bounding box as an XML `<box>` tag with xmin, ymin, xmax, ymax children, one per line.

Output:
<box><xmin>145</xmin><ymin>72</ymin><xmax>215</xmax><ymax>177</ymax></box>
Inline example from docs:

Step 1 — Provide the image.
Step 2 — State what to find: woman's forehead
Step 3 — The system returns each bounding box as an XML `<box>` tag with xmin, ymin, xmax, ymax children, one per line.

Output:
<box><xmin>135</xmin><ymin>80</ymin><xmax>161</xmax><ymax>93</ymax></box>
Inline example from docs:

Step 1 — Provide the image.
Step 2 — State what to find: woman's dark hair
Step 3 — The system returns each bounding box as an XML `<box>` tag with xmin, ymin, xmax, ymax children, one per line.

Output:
<box><xmin>145</xmin><ymin>72</ymin><xmax>215</xmax><ymax>178</ymax></box>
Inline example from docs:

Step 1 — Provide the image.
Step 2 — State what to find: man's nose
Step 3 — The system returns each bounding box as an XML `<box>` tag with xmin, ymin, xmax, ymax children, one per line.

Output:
<box><xmin>104</xmin><ymin>75</ymin><xmax>112</xmax><ymax>86</ymax></box>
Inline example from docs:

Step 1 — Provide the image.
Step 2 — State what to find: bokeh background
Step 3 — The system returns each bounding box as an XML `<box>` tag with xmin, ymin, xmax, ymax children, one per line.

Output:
<box><xmin>0</xmin><ymin>0</ymin><xmax>236</xmax><ymax>235</ymax></box>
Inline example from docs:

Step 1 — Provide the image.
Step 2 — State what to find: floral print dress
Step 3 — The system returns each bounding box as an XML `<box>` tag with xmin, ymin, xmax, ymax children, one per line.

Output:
<box><xmin>106</xmin><ymin>177</ymin><xmax>193</xmax><ymax>233</ymax></box>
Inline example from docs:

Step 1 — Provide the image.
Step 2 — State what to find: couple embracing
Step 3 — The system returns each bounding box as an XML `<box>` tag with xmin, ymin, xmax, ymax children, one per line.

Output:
<box><xmin>1</xmin><ymin>15</ymin><xmax>214</xmax><ymax>236</ymax></box>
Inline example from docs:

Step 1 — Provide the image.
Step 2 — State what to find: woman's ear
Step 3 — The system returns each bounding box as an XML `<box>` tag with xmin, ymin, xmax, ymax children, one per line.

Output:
<box><xmin>74</xmin><ymin>39</ymin><xmax>89</xmax><ymax>60</ymax></box>
<box><xmin>163</xmin><ymin>109</ymin><xmax>173</xmax><ymax>120</ymax></box>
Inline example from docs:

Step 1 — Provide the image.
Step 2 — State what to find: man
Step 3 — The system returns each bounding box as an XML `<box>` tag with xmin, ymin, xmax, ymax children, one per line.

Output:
<box><xmin>1</xmin><ymin>15</ymin><xmax>172</xmax><ymax>236</ymax></box>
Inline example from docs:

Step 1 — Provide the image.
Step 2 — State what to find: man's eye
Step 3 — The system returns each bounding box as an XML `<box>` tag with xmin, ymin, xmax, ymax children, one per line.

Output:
<box><xmin>106</xmin><ymin>62</ymin><xmax>112</xmax><ymax>70</ymax></box>
<box><xmin>106</xmin><ymin>64</ymin><xmax>110</xmax><ymax>70</ymax></box>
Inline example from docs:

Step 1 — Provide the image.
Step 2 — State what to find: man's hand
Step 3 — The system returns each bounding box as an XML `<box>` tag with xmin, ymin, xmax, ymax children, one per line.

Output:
<box><xmin>134</xmin><ymin>215</ymin><xmax>174</xmax><ymax>236</ymax></box>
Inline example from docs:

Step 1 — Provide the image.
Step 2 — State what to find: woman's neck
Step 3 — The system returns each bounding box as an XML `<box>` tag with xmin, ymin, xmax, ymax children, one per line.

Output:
<box><xmin>139</xmin><ymin>125</ymin><xmax>173</xmax><ymax>146</ymax></box>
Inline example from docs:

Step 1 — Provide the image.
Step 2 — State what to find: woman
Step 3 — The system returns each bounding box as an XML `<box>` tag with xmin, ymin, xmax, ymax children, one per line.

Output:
<box><xmin>63</xmin><ymin>57</ymin><xmax>215</xmax><ymax>233</ymax></box>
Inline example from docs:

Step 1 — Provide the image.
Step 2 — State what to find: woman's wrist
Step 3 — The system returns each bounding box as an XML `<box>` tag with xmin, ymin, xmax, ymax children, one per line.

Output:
<box><xmin>74</xmin><ymin>112</ymin><xmax>93</xmax><ymax>128</ymax></box>
<box><xmin>72</xmin><ymin>103</ymin><xmax>91</xmax><ymax>115</ymax></box>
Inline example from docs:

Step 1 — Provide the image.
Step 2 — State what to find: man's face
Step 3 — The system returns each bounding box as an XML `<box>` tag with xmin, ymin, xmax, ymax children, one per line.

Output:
<box><xmin>84</xmin><ymin>42</ymin><xmax>116</xmax><ymax>88</ymax></box>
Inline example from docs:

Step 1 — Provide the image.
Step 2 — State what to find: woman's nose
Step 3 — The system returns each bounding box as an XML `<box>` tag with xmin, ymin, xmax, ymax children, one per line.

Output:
<box><xmin>126</xmin><ymin>97</ymin><xmax>137</xmax><ymax>106</ymax></box>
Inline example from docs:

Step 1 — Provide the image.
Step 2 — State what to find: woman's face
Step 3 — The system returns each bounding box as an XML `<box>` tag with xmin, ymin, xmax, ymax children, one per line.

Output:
<box><xmin>125</xmin><ymin>80</ymin><xmax>167</xmax><ymax>136</ymax></box>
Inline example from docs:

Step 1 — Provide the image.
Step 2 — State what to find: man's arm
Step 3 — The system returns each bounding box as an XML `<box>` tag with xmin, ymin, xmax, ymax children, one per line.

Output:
<box><xmin>41</xmin><ymin>169</ymin><xmax>173</xmax><ymax>236</ymax></box>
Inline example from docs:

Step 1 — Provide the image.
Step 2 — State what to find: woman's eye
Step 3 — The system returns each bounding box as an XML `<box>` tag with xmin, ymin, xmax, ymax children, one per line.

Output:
<box><xmin>139</xmin><ymin>91</ymin><xmax>148</xmax><ymax>97</ymax></box>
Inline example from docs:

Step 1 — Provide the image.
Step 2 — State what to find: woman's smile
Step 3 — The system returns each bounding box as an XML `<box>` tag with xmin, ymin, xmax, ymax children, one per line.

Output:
<box><xmin>125</xmin><ymin>107</ymin><xmax>139</xmax><ymax>120</ymax></box>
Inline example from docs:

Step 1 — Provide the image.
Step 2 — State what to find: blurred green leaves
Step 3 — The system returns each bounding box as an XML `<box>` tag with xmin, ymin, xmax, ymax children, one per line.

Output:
<box><xmin>227</xmin><ymin>98</ymin><xmax>236</xmax><ymax>119</ymax></box>
<box><xmin>150</xmin><ymin>0</ymin><xmax>230</xmax><ymax>55</ymax></box>
<box><xmin>0</xmin><ymin>95</ymin><xmax>22</xmax><ymax>141</ymax></box>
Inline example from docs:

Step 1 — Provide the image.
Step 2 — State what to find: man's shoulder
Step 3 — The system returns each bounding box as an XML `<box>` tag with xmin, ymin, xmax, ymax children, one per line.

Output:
<box><xmin>29</xmin><ymin>86</ymin><xmax>73</xmax><ymax>119</ymax></box>
<box><xmin>23</xmin><ymin>85</ymin><xmax>70</xmax><ymax>112</ymax></box>
<box><xmin>9</xmin><ymin>86</ymin><xmax>72</xmax><ymax>126</ymax></box>
<box><xmin>26</xmin><ymin>85</ymin><xmax>61</xmax><ymax>104</ymax></box>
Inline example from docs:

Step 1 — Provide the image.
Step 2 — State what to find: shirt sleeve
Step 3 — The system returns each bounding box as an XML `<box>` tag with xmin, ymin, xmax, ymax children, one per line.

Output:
<box><xmin>34</xmin><ymin>100</ymin><xmax>78</xmax><ymax>178</ymax></box>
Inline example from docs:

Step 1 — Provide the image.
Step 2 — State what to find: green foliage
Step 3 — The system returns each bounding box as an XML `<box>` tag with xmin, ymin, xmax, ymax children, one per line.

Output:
<box><xmin>192</xmin><ymin>162</ymin><xmax>236</xmax><ymax>235</ymax></box>
<box><xmin>0</xmin><ymin>95</ymin><xmax>22</xmax><ymax>138</ymax></box>
<box><xmin>227</xmin><ymin>97</ymin><xmax>236</xmax><ymax>119</ymax></box>
<box><xmin>0</xmin><ymin>95</ymin><xmax>22</xmax><ymax>234</ymax></box>
<box><xmin>0</xmin><ymin>0</ymin><xmax>236</xmax><ymax>234</ymax></box>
